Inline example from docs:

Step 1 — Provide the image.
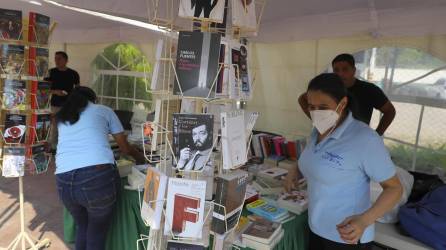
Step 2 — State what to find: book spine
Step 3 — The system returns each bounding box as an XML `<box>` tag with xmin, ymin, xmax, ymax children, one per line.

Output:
<box><xmin>220</xmin><ymin>112</ymin><xmax>230</xmax><ymax>169</ymax></box>
<box><xmin>30</xmin><ymin>81</ymin><xmax>37</xmax><ymax>109</ymax></box>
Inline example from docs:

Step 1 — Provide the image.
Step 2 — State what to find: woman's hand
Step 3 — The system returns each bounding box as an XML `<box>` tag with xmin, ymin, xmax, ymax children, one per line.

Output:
<box><xmin>283</xmin><ymin>164</ymin><xmax>300</xmax><ymax>193</ymax></box>
<box><xmin>336</xmin><ymin>214</ymin><xmax>369</xmax><ymax>244</ymax></box>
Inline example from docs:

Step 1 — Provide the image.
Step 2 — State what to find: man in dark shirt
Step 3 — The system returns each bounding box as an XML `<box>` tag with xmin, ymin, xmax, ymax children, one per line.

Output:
<box><xmin>45</xmin><ymin>51</ymin><xmax>80</xmax><ymax>149</ymax></box>
<box><xmin>299</xmin><ymin>53</ymin><xmax>396</xmax><ymax>136</ymax></box>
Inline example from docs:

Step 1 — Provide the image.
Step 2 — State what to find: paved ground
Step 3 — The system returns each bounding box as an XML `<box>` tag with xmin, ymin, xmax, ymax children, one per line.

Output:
<box><xmin>0</xmin><ymin>165</ymin><xmax>72</xmax><ymax>250</ymax></box>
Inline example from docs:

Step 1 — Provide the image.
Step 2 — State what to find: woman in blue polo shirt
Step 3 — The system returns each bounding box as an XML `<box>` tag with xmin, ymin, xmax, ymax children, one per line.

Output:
<box><xmin>55</xmin><ymin>86</ymin><xmax>145</xmax><ymax>250</ymax></box>
<box><xmin>285</xmin><ymin>73</ymin><xmax>403</xmax><ymax>250</ymax></box>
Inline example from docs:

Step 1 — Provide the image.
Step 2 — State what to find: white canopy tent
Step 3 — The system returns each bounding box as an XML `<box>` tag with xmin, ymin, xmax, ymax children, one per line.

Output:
<box><xmin>2</xmin><ymin>0</ymin><xmax>446</xmax><ymax>43</ymax></box>
<box><xmin>2</xmin><ymin>0</ymin><xmax>446</xmax><ymax>176</ymax></box>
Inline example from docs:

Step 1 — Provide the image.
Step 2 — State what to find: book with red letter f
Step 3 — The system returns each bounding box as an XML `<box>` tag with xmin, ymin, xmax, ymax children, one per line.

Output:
<box><xmin>164</xmin><ymin>178</ymin><xmax>206</xmax><ymax>239</ymax></box>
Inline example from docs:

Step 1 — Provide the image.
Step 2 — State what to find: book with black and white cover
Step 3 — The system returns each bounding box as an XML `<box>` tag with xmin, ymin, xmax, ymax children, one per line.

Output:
<box><xmin>221</xmin><ymin>110</ymin><xmax>247</xmax><ymax>169</ymax></box>
<box><xmin>212</xmin><ymin>169</ymin><xmax>248</xmax><ymax>234</ymax></box>
<box><xmin>167</xmin><ymin>241</ymin><xmax>205</xmax><ymax>250</ymax></box>
<box><xmin>31</xmin><ymin>81</ymin><xmax>51</xmax><ymax>110</ymax></box>
<box><xmin>2</xmin><ymin>79</ymin><xmax>27</xmax><ymax>110</ymax></box>
<box><xmin>174</xmin><ymin>31</ymin><xmax>221</xmax><ymax>98</ymax></box>
<box><xmin>2</xmin><ymin>146</ymin><xmax>25</xmax><ymax>177</ymax></box>
<box><xmin>28</xmin><ymin>47</ymin><xmax>49</xmax><ymax>78</ymax></box>
<box><xmin>4</xmin><ymin>113</ymin><xmax>27</xmax><ymax>144</ymax></box>
<box><xmin>26</xmin><ymin>144</ymin><xmax>49</xmax><ymax>174</ymax></box>
<box><xmin>141</xmin><ymin>167</ymin><xmax>168</xmax><ymax>230</ymax></box>
<box><xmin>173</xmin><ymin>114</ymin><xmax>214</xmax><ymax>172</ymax></box>
<box><xmin>277</xmin><ymin>190</ymin><xmax>308</xmax><ymax>215</ymax></box>
<box><xmin>232</xmin><ymin>0</ymin><xmax>257</xmax><ymax>30</ymax></box>
<box><xmin>28</xmin><ymin>12</ymin><xmax>50</xmax><ymax>45</ymax></box>
<box><xmin>0</xmin><ymin>44</ymin><xmax>25</xmax><ymax>75</ymax></box>
<box><xmin>0</xmin><ymin>9</ymin><xmax>22</xmax><ymax>40</ymax></box>
<box><xmin>178</xmin><ymin>0</ymin><xmax>225</xmax><ymax>23</ymax></box>
<box><xmin>164</xmin><ymin>178</ymin><xmax>206</xmax><ymax>239</ymax></box>
<box><xmin>229</xmin><ymin>42</ymin><xmax>252</xmax><ymax>100</ymax></box>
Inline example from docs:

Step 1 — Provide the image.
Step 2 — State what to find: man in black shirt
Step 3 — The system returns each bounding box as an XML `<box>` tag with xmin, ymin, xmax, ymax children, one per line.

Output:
<box><xmin>299</xmin><ymin>53</ymin><xmax>396</xmax><ymax>136</ymax></box>
<box><xmin>45</xmin><ymin>51</ymin><xmax>80</xmax><ymax>149</ymax></box>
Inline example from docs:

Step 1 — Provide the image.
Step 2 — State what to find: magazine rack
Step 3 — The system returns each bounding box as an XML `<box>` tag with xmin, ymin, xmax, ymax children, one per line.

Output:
<box><xmin>137</xmin><ymin>0</ymin><xmax>266</xmax><ymax>249</ymax></box>
<box><xmin>0</xmin><ymin>14</ymin><xmax>53</xmax><ymax>250</ymax></box>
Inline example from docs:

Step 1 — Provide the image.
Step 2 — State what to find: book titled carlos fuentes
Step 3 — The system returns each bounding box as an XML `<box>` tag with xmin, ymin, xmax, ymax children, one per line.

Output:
<box><xmin>174</xmin><ymin>31</ymin><xmax>221</xmax><ymax>98</ymax></box>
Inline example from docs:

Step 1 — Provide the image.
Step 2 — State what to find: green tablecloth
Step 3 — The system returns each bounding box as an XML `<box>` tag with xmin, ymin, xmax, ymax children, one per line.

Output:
<box><xmin>63</xmin><ymin>177</ymin><xmax>150</xmax><ymax>250</ymax></box>
<box><xmin>64</xmin><ymin>178</ymin><xmax>309</xmax><ymax>250</ymax></box>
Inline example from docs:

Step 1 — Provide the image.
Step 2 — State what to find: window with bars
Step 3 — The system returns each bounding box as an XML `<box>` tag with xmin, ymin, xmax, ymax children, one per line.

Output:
<box><xmin>91</xmin><ymin>43</ymin><xmax>152</xmax><ymax>112</ymax></box>
<box><xmin>327</xmin><ymin>47</ymin><xmax>446</xmax><ymax>175</ymax></box>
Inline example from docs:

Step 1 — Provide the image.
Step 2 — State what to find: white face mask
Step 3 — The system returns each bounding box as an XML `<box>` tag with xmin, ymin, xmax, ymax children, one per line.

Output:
<box><xmin>310</xmin><ymin>104</ymin><xmax>342</xmax><ymax>135</ymax></box>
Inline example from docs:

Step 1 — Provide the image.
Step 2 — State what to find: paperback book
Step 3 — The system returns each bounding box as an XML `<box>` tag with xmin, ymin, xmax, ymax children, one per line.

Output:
<box><xmin>26</xmin><ymin>143</ymin><xmax>49</xmax><ymax>174</ymax></box>
<box><xmin>173</xmin><ymin>114</ymin><xmax>214</xmax><ymax>171</ymax></box>
<box><xmin>178</xmin><ymin>0</ymin><xmax>225</xmax><ymax>23</ymax></box>
<box><xmin>2</xmin><ymin>79</ymin><xmax>27</xmax><ymax>110</ymax></box>
<box><xmin>246</xmin><ymin>199</ymin><xmax>289</xmax><ymax>222</ymax></box>
<box><xmin>241</xmin><ymin>217</ymin><xmax>282</xmax><ymax>245</ymax></box>
<box><xmin>4</xmin><ymin>113</ymin><xmax>27</xmax><ymax>144</ymax></box>
<box><xmin>277</xmin><ymin>190</ymin><xmax>308</xmax><ymax>215</ymax></box>
<box><xmin>2</xmin><ymin>146</ymin><xmax>26</xmax><ymax>177</ymax></box>
<box><xmin>0</xmin><ymin>9</ymin><xmax>22</xmax><ymax>40</ymax></box>
<box><xmin>0</xmin><ymin>44</ymin><xmax>25</xmax><ymax>75</ymax></box>
<box><xmin>229</xmin><ymin>42</ymin><xmax>251</xmax><ymax>100</ymax></box>
<box><xmin>174</xmin><ymin>31</ymin><xmax>221</xmax><ymax>98</ymax></box>
<box><xmin>164</xmin><ymin>178</ymin><xmax>206</xmax><ymax>239</ymax></box>
<box><xmin>141</xmin><ymin>167</ymin><xmax>168</xmax><ymax>230</ymax></box>
<box><xmin>28</xmin><ymin>113</ymin><xmax>51</xmax><ymax>144</ymax></box>
<box><xmin>28</xmin><ymin>12</ymin><xmax>50</xmax><ymax>45</ymax></box>
<box><xmin>31</xmin><ymin>81</ymin><xmax>51</xmax><ymax>109</ymax></box>
<box><xmin>221</xmin><ymin>110</ymin><xmax>247</xmax><ymax>169</ymax></box>
<box><xmin>28</xmin><ymin>47</ymin><xmax>49</xmax><ymax>78</ymax></box>
<box><xmin>232</xmin><ymin>0</ymin><xmax>257</xmax><ymax>30</ymax></box>
<box><xmin>212</xmin><ymin>169</ymin><xmax>248</xmax><ymax>234</ymax></box>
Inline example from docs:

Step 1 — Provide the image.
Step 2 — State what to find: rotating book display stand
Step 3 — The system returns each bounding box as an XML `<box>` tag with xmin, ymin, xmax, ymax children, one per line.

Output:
<box><xmin>137</xmin><ymin>0</ymin><xmax>266</xmax><ymax>249</ymax></box>
<box><xmin>0</xmin><ymin>13</ymin><xmax>55</xmax><ymax>250</ymax></box>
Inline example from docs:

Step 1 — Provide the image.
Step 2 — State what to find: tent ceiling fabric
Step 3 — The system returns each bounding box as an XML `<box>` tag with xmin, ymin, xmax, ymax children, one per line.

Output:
<box><xmin>2</xmin><ymin>0</ymin><xmax>446</xmax><ymax>43</ymax></box>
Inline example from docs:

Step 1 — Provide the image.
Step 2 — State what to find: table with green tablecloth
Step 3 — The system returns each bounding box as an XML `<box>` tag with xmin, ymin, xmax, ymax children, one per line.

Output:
<box><xmin>64</xmin><ymin>177</ymin><xmax>309</xmax><ymax>250</ymax></box>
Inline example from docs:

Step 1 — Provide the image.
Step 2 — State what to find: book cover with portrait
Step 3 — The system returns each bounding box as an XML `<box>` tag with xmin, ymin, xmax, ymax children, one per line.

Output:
<box><xmin>178</xmin><ymin>0</ymin><xmax>225</xmax><ymax>23</ymax></box>
<box><xmin>0</xmin><ymin>44</ymin><xmax>25</xmax><ymax>75</ymax></box>
<box><xmin>173</xmin><ymin>114</ymin><xmax>214</xmax><ymax>172</ymax></box>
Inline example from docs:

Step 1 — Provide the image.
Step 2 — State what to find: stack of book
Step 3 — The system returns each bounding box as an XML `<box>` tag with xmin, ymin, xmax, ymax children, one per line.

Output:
<box><xmin>277</xmin><ymin>190</ymin><xmax>308</xmax><ymax>215</ymax></box>
<box><xmin>246</xmin><ymin>199</ymin><xmax>289</xmax><ymax>222</ymax></box>
<box><xmin>241</xmin><ymin>217</ymin><xmax>284</xmax><ymax>250</ymax></box>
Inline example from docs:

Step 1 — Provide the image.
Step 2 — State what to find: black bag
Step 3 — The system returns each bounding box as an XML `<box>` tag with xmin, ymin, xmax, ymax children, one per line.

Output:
<box><xmin>407</xmin><ymin>171</ymin><xmax>444</xmax><ymax>203</ymax></box>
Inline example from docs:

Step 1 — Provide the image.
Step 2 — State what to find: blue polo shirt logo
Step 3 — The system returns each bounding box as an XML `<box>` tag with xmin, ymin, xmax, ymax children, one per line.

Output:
<box><xmin>322</xmin><ymin>151</ymin><xmax>344</xmax><ymax>167</ymax></box>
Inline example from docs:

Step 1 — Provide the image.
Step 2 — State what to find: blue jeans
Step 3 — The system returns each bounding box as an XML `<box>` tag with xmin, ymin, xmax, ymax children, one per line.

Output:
<box><xmin>56</xmin><ymin>164</ymin><xmax>120</xmax><ymax>250</ymax></box>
